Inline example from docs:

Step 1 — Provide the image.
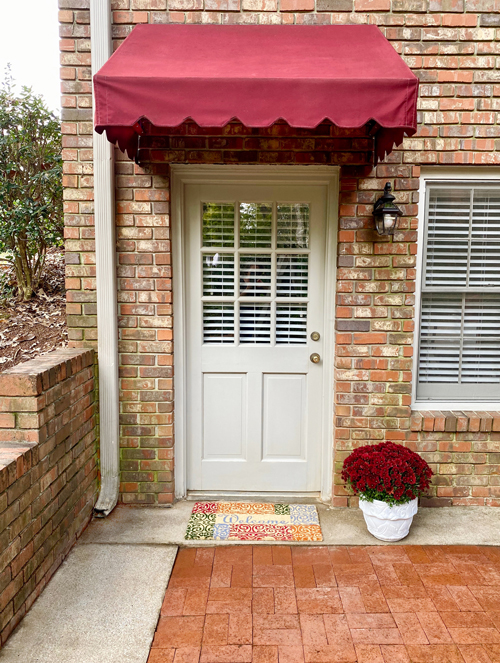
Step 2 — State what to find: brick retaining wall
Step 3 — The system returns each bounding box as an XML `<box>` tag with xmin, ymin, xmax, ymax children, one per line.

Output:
<box><xmin>0</xmin><ymin>349</ymin><xmax>98</xmax><ymax>646</ymax></box>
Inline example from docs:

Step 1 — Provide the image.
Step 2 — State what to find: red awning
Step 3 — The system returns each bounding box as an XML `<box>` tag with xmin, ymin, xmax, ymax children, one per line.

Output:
<box><xmin>94</xmin><ymin>25</ymin><xmax>418</xmax><ymax>162</ymax></box>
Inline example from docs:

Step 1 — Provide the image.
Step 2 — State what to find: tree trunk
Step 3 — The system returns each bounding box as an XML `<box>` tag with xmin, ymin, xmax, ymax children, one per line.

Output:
<box><xmin>14</xmin><ymin>233</ymin><xmax>33</xmax><ymax>301</ymax></box>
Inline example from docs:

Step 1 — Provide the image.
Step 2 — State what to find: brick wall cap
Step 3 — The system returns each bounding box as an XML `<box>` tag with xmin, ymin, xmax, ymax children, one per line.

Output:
<box><xmin>0</xmin><ymin>349</ymin><xmax>94</xmax><ymax>396</ymax></box>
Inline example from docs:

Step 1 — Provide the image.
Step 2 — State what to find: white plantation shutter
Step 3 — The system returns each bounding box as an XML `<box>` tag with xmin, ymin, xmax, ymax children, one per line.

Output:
<box><xmin>240</xmin><ymin>254</ymin><xmax>272</xmax><ymax>296</ymax></box>
<box><xmin>276</xmin><ymin>305</ymin><xmax>307</xmax><ymax>344</ymax></box>
<box><xmin>203</xmin><ymin>253</ymin><xmax>234</xmax><ymax>296</ymax></box>
<box><xmin>417</xmin><ymin>184</ymin><xmax>500</xmax><ymax>401</ymax></box>
<box><xmin>240</xmin><ymin>305</ymin><xmax>272</xmax><ymax>343</ymax></box>
<box><xmin>276</xmin><ymin>255</ymin><xmax>308</xmax><ymax>298</ymax></box>
<box><xmin>203</xmin><ymin>304</ymin><xmax>235</xmax><ymax>344</ymax></box>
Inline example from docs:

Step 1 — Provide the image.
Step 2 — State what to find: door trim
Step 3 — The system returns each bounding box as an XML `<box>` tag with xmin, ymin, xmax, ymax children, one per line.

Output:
<box><xmin>172</xmin><ymin>165</ymin><xmax>339</xmax><ymax>502</ymax></box>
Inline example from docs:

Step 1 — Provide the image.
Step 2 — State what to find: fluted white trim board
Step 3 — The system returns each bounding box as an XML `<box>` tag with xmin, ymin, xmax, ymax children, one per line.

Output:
<box><xmin>90</xmin><ymin>0</ymin><xmax>120</xmax><ymax>517</ymax></box>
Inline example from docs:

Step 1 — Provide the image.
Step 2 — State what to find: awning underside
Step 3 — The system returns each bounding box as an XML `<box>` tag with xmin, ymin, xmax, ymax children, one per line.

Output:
<box><xmin>94</xmin><ymin>24</ymin><xmax>419</xmax><ymax>163</ymax></box>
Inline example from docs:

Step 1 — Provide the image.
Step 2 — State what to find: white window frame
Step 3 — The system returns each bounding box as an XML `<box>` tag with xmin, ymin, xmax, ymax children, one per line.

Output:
<box><xmin>413</xmin><ymin>167</ymin><xmax>500</xmax><ymax>411</ymax></box>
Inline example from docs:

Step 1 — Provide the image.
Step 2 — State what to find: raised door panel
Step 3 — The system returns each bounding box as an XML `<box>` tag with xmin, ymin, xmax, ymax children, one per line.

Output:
<box><xmin>202</xmin><ymin>374</ymin><xmax>246</xmax><ymax>459</ymax></box>
<box><xmin>262</xmin><ymin>374</ymin><xmax>306</xmax><ymax>460</ymax></box>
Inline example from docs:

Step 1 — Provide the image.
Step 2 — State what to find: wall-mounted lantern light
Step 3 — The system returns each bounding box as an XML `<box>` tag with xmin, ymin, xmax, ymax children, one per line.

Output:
<box><xmin>373</xmin><ymin>182</ymin><xmax>402</xmax><ymax>236</ymax></box>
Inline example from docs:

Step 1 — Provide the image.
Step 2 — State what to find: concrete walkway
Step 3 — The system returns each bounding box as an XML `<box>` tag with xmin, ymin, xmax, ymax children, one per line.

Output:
<box><xmin>0</xmin><ymin>543</ymin><xmax>177</xmax><ymax>663</ymax></box>
<box><xmin>0</xmin><ymin>502</ymin><xmax>499</xmax><ymax>662</ymax></box>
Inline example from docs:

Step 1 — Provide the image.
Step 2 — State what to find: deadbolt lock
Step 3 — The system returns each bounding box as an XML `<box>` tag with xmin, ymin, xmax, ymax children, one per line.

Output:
<box><xmin>310</xmin><ymin>331</ymin><xmax>320</xmax><ymax>341</ymax></box>
<box><xmin>310</xmin><ymin>353</ymin><xmax>321</xmax><ymax>364</ymax></box>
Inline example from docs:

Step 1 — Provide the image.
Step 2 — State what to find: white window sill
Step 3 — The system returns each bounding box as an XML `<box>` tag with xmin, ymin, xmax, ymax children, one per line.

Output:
<box><xmin>412</xmin><ymin>402</ymin><xmax>500</xmax><ymax>412</ymax></box>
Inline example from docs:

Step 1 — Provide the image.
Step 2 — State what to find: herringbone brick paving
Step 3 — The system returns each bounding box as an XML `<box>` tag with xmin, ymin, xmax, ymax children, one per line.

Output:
<box><xmin>148</xmin><ymin>545</ymin><xmax>500</xmax><ymax>662</ymax></box>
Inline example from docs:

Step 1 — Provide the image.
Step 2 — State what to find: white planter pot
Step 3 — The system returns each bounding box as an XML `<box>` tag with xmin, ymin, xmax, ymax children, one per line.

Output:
<box><xmin>359</xmin><ymin>496</ymin><xmax>418</xmax><ymax>542</ymax></box>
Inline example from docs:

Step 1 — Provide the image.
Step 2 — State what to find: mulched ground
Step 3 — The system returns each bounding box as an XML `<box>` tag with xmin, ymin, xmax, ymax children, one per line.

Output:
<box><xmin>148</xmin><ymin>545</ymin><xmax>500</xmax><ymax>663</ymax></box>
<box><xmin>0</xmin><ymin>250</ymin><xmax>68</xmax><ymax>372</ymax></box>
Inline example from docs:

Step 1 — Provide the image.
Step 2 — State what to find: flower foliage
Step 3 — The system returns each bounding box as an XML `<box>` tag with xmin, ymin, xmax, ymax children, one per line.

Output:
<box><xmin>341</xmin><ymin>442</ymin><xmax>433</xmax><ymax>506</ymax></box>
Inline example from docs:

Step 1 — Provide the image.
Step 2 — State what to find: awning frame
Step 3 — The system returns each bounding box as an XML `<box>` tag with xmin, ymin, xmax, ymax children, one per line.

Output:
<box><xmin>94</xmin><ymin>24</ymin><xmax>419</xmax><ymax>163</ymax></box>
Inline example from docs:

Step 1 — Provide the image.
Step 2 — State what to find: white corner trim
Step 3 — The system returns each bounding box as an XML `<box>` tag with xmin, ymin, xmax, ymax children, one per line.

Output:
<box><xmin>90</xmin><ymin>0</ymin><xmax>120</xmax><ymax>517</ymax></box>
<box><xmin>171</xmin><ymin>164</ymin><xmax>339</xmax><ymax>502</ymax></box>
<box><xmin>412</xmin><ymin>168</ymin><xmax>500</xmax><ymax>412</ymax></box>
<box><xmin>171</xmin><ymin>168</ymin><xmax>187</xmax><ymax>499</ymax></box>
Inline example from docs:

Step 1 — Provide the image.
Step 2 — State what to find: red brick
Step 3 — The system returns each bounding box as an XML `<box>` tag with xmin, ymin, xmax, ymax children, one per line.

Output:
<box><xmin>355</xmin><ymin>0</ymin><xmax>390</xmax><ymax>8</ymax></box>
<box><xmin>280</xmin><ymin>0</ymin><xmax>314</xmax><ymax>8</ymax></box>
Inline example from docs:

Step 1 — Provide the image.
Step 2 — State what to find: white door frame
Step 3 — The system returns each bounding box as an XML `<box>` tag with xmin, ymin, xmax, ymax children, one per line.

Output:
<box><xmin>171</xmin><ymin>165</ymin><xmax>339</xmax><ymax>502</ymax></box>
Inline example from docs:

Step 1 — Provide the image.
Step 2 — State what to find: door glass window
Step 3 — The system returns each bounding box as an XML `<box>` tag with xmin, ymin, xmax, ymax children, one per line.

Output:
<box><xmin>240</xmin><ymin>254</ymin><xmax>272</xmax><ymax>296</ymax></box>
<box><xmin>277</xmin><ymin>204</ymin><xmax>310</xmax><ymax>249</ymax></box>
<box><xmin>202</xmin><ymin>201</ymin><xmax>310</xmax><ymax>345</ymax></box>
<box><xmin>202</xmin><ymin>203</ymin><xmax>235</xmax><ymax>247</ymax></box>
<box><xmin>203</xmin><ymin>304</ymin><xmax>235</xmax><ymax>344</ymax></box>
<box><xmin>239</xmin><ymin>203</ymin><xmax>272</xmax><ymax>248</ymax></box>
<box><xmin>203</xmin><ymin>253</ymin><xmax>234</xmax><ymax>297</ymax></box>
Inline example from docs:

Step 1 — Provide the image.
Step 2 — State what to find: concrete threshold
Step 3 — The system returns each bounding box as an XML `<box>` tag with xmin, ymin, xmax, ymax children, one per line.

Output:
<box><xmin>81</xmin><ymin>501</ymin><xmax>500</xmax><ymax>547</ymax></box>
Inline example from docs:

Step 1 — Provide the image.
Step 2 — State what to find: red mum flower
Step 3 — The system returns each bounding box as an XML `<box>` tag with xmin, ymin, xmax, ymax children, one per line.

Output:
<box><xmin>341</xmin><ymin>442</ymin><xmax>433</xmax><ymax>506</ymax></box>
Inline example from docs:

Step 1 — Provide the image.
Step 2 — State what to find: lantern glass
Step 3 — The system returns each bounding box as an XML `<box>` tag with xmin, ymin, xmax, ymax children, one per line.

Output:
<box><xmin>374</xmin><ymin>216</ymin><xmax>385</xmax><ymax>235</ymax></box>
<box><xmin>383</xmin><ymin>213</ymin><xmax>397</xmax><ymax>234</ymax></box>
<box><xmin>373</xmin><ymin>182</ymin><xmax>402</xmax><ymax>236</ymax></box>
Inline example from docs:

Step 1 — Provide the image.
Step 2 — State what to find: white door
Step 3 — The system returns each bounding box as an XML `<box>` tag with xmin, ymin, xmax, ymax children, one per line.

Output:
<box><xmin>185</xmin><ymin>181</ymin><xmax>328</xmax><ymax>492</ymax></box>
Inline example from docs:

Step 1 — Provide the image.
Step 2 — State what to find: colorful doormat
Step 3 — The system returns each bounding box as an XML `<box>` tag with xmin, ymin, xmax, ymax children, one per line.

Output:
<box><xmin>185</xmin><ymin>502</ymin><xmax>322</xmax><ymax>541</ymax></box>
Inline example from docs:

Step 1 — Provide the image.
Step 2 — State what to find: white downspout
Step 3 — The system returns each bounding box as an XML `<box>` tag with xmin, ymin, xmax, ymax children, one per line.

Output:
<box><xmin>90</xmin><ymin>0</ymin><xmax>120</xmax><ymax>517</ymax></box>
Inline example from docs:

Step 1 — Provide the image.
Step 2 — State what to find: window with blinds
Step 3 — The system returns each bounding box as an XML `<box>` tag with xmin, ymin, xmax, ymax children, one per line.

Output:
<box><xmin>417</xmin><ymin>184</ymin><xmax>500</xmax><ymax>401</ymax></box>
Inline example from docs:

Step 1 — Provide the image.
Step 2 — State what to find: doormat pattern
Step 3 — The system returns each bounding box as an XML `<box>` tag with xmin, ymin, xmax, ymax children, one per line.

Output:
<box><xmin>185</xmin><ymin>502</ymin><xmax>322</xmax><ymax>541</ymax></box>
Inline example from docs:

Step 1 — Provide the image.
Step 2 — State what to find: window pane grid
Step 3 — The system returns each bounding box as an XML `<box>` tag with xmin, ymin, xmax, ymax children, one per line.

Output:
<box><xmin>201</xmin><ymin>200</ymin><xmax>310</xmax><ymax>345</ymax></box>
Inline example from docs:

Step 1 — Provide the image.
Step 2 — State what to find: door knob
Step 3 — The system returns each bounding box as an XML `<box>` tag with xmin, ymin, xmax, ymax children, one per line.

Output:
<box><xmin>310</xmin><ymin>353</ymin><xmax>321</xmax><ymax>364</ymax></box>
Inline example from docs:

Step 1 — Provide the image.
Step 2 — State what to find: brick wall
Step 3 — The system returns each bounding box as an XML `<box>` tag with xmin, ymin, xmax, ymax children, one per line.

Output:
<box><xmin>0</xmin><ymin>349</ymin><xmax>98</xmax><ymax>645</ymax></box>
<box><xmin>410</xmin><ymin>412</ymin><xmax>500</xmax><ymax>507</ymax></box>
<box><xmin>60</xmin><ymin>0</ymin><xmax>500</xmax><ymax>506</ymax></box>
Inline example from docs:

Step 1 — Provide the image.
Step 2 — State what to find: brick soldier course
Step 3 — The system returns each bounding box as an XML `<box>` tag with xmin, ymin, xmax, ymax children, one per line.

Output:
<box><xmin>59</xmin><ymin>0</ymin><xmax>500</xmax><ymax>507</ymax></box>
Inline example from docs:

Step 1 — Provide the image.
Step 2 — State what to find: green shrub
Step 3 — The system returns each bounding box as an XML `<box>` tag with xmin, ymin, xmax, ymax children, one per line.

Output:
<box><xmin>0</xmin><ymin>68</ymin><xmax>63</xmax><ymax>301</ymax></box>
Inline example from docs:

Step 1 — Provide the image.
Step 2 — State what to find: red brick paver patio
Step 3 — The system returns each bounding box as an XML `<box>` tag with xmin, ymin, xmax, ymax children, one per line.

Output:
<box><xmin>148</xmin><ymin>546</ymin><xmax>500</xmax><ymax>663</ymax></box>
